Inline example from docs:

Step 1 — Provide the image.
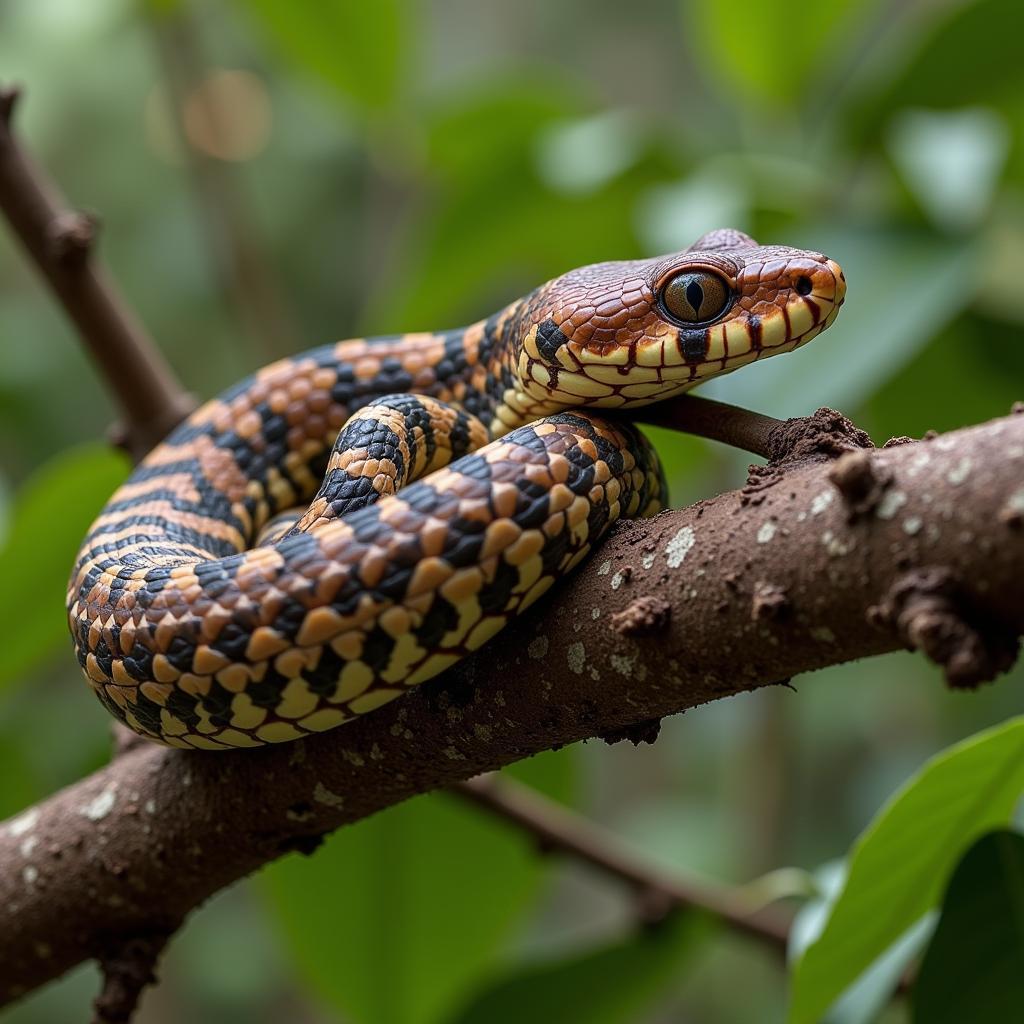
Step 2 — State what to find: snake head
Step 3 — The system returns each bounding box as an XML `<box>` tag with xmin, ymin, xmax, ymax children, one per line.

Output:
<box><xmin>515</xmin><ymin>229</ymin><xmax>846</xmax><ymax>409</ymax></box>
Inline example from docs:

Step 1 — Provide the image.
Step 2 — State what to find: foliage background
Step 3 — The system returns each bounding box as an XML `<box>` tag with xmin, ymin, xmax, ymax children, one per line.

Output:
<box><xmin>1</xmin><ymin>0</ymin><xmax>1022</xmax><ymax>1021</ymax></box>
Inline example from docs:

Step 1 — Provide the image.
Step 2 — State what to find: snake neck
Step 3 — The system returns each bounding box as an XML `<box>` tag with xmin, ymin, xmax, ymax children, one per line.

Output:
<box><xmin>472</xmin><ymin>293</ymin><xmax>574</xmax><ymax>438</ymax></box>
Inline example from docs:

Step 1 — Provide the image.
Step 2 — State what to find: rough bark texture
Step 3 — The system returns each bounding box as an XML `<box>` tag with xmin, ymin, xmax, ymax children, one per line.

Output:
<box><xmin>2</xmin><ymin>411</ymin><xmax>1021</xmax><ymax>1004</ymax></box>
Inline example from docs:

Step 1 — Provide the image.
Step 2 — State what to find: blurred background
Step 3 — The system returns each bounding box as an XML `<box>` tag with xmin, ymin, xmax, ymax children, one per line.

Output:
<box><xmin>1</xmin><ymin>0</ymin><xmax>1022</xmax><ymax>1021</ymax></box>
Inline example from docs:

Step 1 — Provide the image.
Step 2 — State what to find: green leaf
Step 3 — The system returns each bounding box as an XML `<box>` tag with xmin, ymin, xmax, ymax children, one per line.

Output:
<box><xmin>447</xmin><ymin>913</ymin><xmax>705</xmax><ymax>1024</ymax></box>
<box><xmin>913</xmin><ymin>829</ymin><xmax>1024</xmax><ymax>1023</ymax></box>
<box><xmin>683</xmin><ymin>0</ymin><xmax>879</xmax><ymax>107</ymax></box>
<box><xmin>788</xmin><ymin>717</ymin><xmax>1024</xmax><ymax>1024</ymax></box>
<box><xmin>260</xmin><ymin>750</ymin><xmax>575</xmax><ymax>1024</ymax></box>
<box><xmin>236</xmin><ymin>0</ymin><xmax>408</xmax><ymax>112</ymax></box>
<box><xmin>0</xmin><ymin>444</ymin><xmax>129</xmax><ymax>692</ymax></box>
<box><xmin>789</xmin><ymin>862</ymin><xmax>934</xmax><ymax>1024</ymax></box>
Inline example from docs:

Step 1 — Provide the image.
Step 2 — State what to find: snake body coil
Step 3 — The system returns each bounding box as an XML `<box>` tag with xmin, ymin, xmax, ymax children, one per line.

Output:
<box><xmin>68</xmin><ymin>230</ymin><xmax>846</xmax><ymax>748</ymax></box>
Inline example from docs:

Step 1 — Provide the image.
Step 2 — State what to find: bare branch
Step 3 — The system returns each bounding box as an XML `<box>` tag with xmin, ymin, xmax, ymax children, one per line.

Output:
<box><xmin>639</xmin><ymin>394</ymin><xmax>784</xmax><ymax>458</ymax></box>
<box><xmin>0</xmin><ymin>85</ymin><xmax>195</xmax><ymax>459</ymax></box>
<box><xmin>1</xmin><ymin>412</ymin><xmax>1020</xmax><ymax>1005</ymax></box>
<box><xmin>91</xmin><ymin>932</ymin><xmax>168</xmax><ymax>1024</ymax></box>
<box><xmin>452</xmin><ymin>775</ymin><xmax>792</xmax><ymax>948</ymax></box>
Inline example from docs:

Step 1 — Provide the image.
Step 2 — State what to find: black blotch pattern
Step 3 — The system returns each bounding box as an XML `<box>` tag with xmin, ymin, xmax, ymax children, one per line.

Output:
<box><xmin>303</xmin><ymin>644</ymin><xmax>346</xmax><ymax>697</ymax></box>
<box><xmin>536</xmin><ymin>318</ymin><xmax>569</xmax><ymax>362</ymax></box>
<box><xmin>478</xmin><ymin>559</ymin><xmax>518</xmax><ymax>615</ymax></box>
<box><xmin>245</xmin><ymin>665</ymin><xmax>290</xmax><ymax>709</ymax></box>
<box><xmin>416</xmin><ymin>596</ymin><xmax>460</xmax><ymax>648</ymax></box>
<box><xmin>677</xmin><ymin>329</ymin><xmax>707</xmax><ymax>363</ymax></box>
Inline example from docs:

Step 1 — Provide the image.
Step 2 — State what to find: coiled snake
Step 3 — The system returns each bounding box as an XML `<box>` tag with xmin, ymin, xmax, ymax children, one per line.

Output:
<box><xmin>68</xmin><ymin>229</ymin><xmax>846</xmax><ymax>749</ymax></box>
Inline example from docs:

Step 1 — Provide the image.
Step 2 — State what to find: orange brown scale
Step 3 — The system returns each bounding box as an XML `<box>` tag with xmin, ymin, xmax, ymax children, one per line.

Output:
<box><xmin>67</xmin><ymin>229</ymin><xmax>846</xmax><ymax>748</ymax></box>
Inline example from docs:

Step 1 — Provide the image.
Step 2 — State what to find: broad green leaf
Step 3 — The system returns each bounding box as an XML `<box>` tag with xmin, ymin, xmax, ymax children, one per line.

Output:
<box><xmin>261</xmin><ymin>750</ymin><xmax>575</xmax><ymax>1024</ymax></box>
<box><xmin>788</xmin><ymin>717</ymin><xmax>1024</xmax><ymax>1024</ymax></box>
<box><xmin>0</xmin><ymin>444</ymin><xmax>129</xmax><ymax>692</ymax></box>
<box><xmin>683</xmin><ymin>0</ymin><xmax>879</xmax><ymax>107</ymax></box>
<box><xmin>447</xmin><ymin>913</ymin><xmax>705</xmax><ymax>1024</ymax></box>
<box><xmin>236</xmin><ymin>0</ymin><xmax>408</xmax><ymax>113</ymax></box>
<box><xmin>913</xmin><ymin>829</ymin><xmax>1024</xmax><ymax>1023</ymax></box>
<box><xmin>789</xmin><ymin>862</ymin><xmax>934</xmax><ymax>1024</ymax></box>
<box><xmin>704</xmin><ymin>228</ymin><xmax>978</xmax><ymax>418</ymax></box>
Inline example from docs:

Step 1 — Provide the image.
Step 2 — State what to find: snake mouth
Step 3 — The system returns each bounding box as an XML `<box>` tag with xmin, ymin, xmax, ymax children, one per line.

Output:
<box><xmin>638</xmin><ymin>254</ymin><xmax>846</xmax><ymax>373</ymax></box>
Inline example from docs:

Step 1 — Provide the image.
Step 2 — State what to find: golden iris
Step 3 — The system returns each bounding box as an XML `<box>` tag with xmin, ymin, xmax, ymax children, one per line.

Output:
<box><xmin>660</xmin><ymin>270</ymin><xmax>731</xmax><ymax>324</ymax></box>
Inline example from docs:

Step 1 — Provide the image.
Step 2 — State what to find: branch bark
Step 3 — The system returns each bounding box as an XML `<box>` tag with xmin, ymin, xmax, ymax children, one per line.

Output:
<box><xmin>2</xmin><ymin>411</ymin><xmax>1021</xmax><ymax>1004</ymax></box>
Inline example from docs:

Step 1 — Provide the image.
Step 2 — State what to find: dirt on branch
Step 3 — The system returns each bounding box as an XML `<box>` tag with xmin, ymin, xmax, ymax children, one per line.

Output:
<box><xmin>1</xmin><ymin>411</ymin><xmax>1022</xmax><ymax>1005</ymax></box>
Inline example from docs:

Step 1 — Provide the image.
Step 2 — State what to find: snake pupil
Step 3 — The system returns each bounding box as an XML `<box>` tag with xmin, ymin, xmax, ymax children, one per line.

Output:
<box><xmin>659</xmin><ymin>270</ymin><xmax>731</xmax><ymax>325</ymax></box>
<box><xmin>795</xmin><ymin>275</ymin><xmax>813</xmax><ymax>296</ymax></box>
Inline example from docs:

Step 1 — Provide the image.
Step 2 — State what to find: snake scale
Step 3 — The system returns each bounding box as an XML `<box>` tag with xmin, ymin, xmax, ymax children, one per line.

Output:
<box><xmin>68</xmin><ymin>229</ymin><xmax>846</xmax><ymax>749</ymax></box>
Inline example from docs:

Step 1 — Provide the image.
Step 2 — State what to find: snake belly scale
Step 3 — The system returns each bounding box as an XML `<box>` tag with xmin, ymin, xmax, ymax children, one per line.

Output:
<box><xmin>68</xmin><ymin>230</ymin><xmax>846</xmax><ymax>748</ymax></box>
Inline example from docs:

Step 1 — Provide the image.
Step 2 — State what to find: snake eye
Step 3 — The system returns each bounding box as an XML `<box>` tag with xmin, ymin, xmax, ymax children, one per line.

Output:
<box><xmin>659</xmin><ymin>270</ymin><xmax>731</xmax><ymax>325</ymax></box>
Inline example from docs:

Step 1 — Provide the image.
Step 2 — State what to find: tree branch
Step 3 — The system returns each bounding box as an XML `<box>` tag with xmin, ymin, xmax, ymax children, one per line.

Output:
<box><xmin>1</xmin><ymin>411</ymin><xmax>1021</xmax><ymax>1004</ymax></box>
<box><xmin>638</xmin><ymin>394</ymin><xmax>783</xmax><ymax>458</ymax></box>
<box><xmin>451</xmin><ymin>776</ymin><xmax>793</xmax><ymax>947</ymax></box>
<box><xmin>0</xmin><ymin>85</ymin><xmax>195</xmax><ymax>459</ymax></box>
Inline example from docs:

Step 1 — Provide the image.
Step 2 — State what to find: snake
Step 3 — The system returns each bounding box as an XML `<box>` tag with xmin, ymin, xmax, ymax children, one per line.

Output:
<box><xmin>67</xmin><ymin>229</ymin><xmax>846</xmax><ymax>749</ymax></box>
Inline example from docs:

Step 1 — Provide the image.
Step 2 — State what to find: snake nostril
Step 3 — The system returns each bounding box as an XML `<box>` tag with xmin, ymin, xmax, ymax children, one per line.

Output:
<box><xmin>795</xmin><ymin>276</ymin><xmax>813</xmax><ymax>297</ymax></box>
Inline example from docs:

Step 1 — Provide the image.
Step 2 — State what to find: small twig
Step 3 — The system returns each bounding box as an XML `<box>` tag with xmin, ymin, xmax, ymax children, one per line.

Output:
<box><xmin>639</xmin><ymin>394</ymin><xmax>782</xmax><ymax>458</ymax></box>
<box><xmin>0</xmin><ymin>85</ymin><xmax>195</xmax><ymax>459</ymax></box>
<box><xmin>452</xmin><ymin>775</ymin><xmax>792</xmax><ymax>950</ymax></box>
<box><xmin>92</xmin><ymin>932</ymin><xmax>168</xmax><ymax>1024</ymax></box>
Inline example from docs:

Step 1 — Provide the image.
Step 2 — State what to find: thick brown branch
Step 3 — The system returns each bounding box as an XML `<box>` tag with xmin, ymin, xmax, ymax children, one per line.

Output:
<box><xmin>0</xmin><ymin>86</ymin><xmax>194</xmax><ymax>458</ymax></box>
<box><xmin>1</xmin><ymin>412</ymin><xmax>1020</xmax><ymax>1005</ymax></box>
<box><xmin>452</xmin><ymin>776</ymin><xmax>792</xmax><ymax>947</ymax></box>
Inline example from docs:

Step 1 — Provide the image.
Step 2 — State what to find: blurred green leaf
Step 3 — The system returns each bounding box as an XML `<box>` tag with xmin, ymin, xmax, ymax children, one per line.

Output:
<box><xmin>854</xmin><ymin>0</ymin><xmax>1024</xmax><ymax>120</ymax></box>
<box><xmin>788</xmin><ymin>717</ymin><xmax>1024</xmax><ymax>1024</ymax></box>
<box><xmin>861</xmin><ymin>311</ymin><xmax>1024</xmax><ymax>439</ymax></box>
<box><xmin>705</xmin><ymin>228</ymin><xmax>978</xmax><ymax>418</ymax></box>
<box><xmin>261</xmin><ymin>750</ymin><xmax>574</xmax><ymax>1024</ymax></box>
<box><xmin>447</xmin><ymin>913</ymin><xmax>704</xmax><ymax>1024</ymax></box>
<box><xmin>360</xmin><ymin>77</ymin><xmax>688</xmax><ymax>331</ymax></box>
<box><xmin>534</xmin><ymin>110</ymin><xmax>647</xmax><ymax>196</ymax></box>
<box><xmin>684</xmin><ymin>0</ymin><xmax>878</xmax><ymax>106</ymax></box>
<box><xmin>0</xmin><ymin>444</ymin><xmax>128</xmax><ymax>693</ymax></box>
<box><xmin>912</xmin><ymin>829</ymin><xmax>1024</xmax><ymax>1023</ymax></box>
<box><xmin>0</xmin><ymin>737</ymin><xmax>40</xmax><ymax>819</ymax></box>
<box><xmin>425</xmin><ymin>75</ymin><xmax>587</xmax><ymax>182</ymax></box>
<box><xmin>236</xmin><ymin>0</ymin><xmax>408</xmax><ymax>112</ymax></box>
<box><xmin>887</xmin><ymin>108</ymin><xmax>1010</xmax><ymax>233</ymax></box>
